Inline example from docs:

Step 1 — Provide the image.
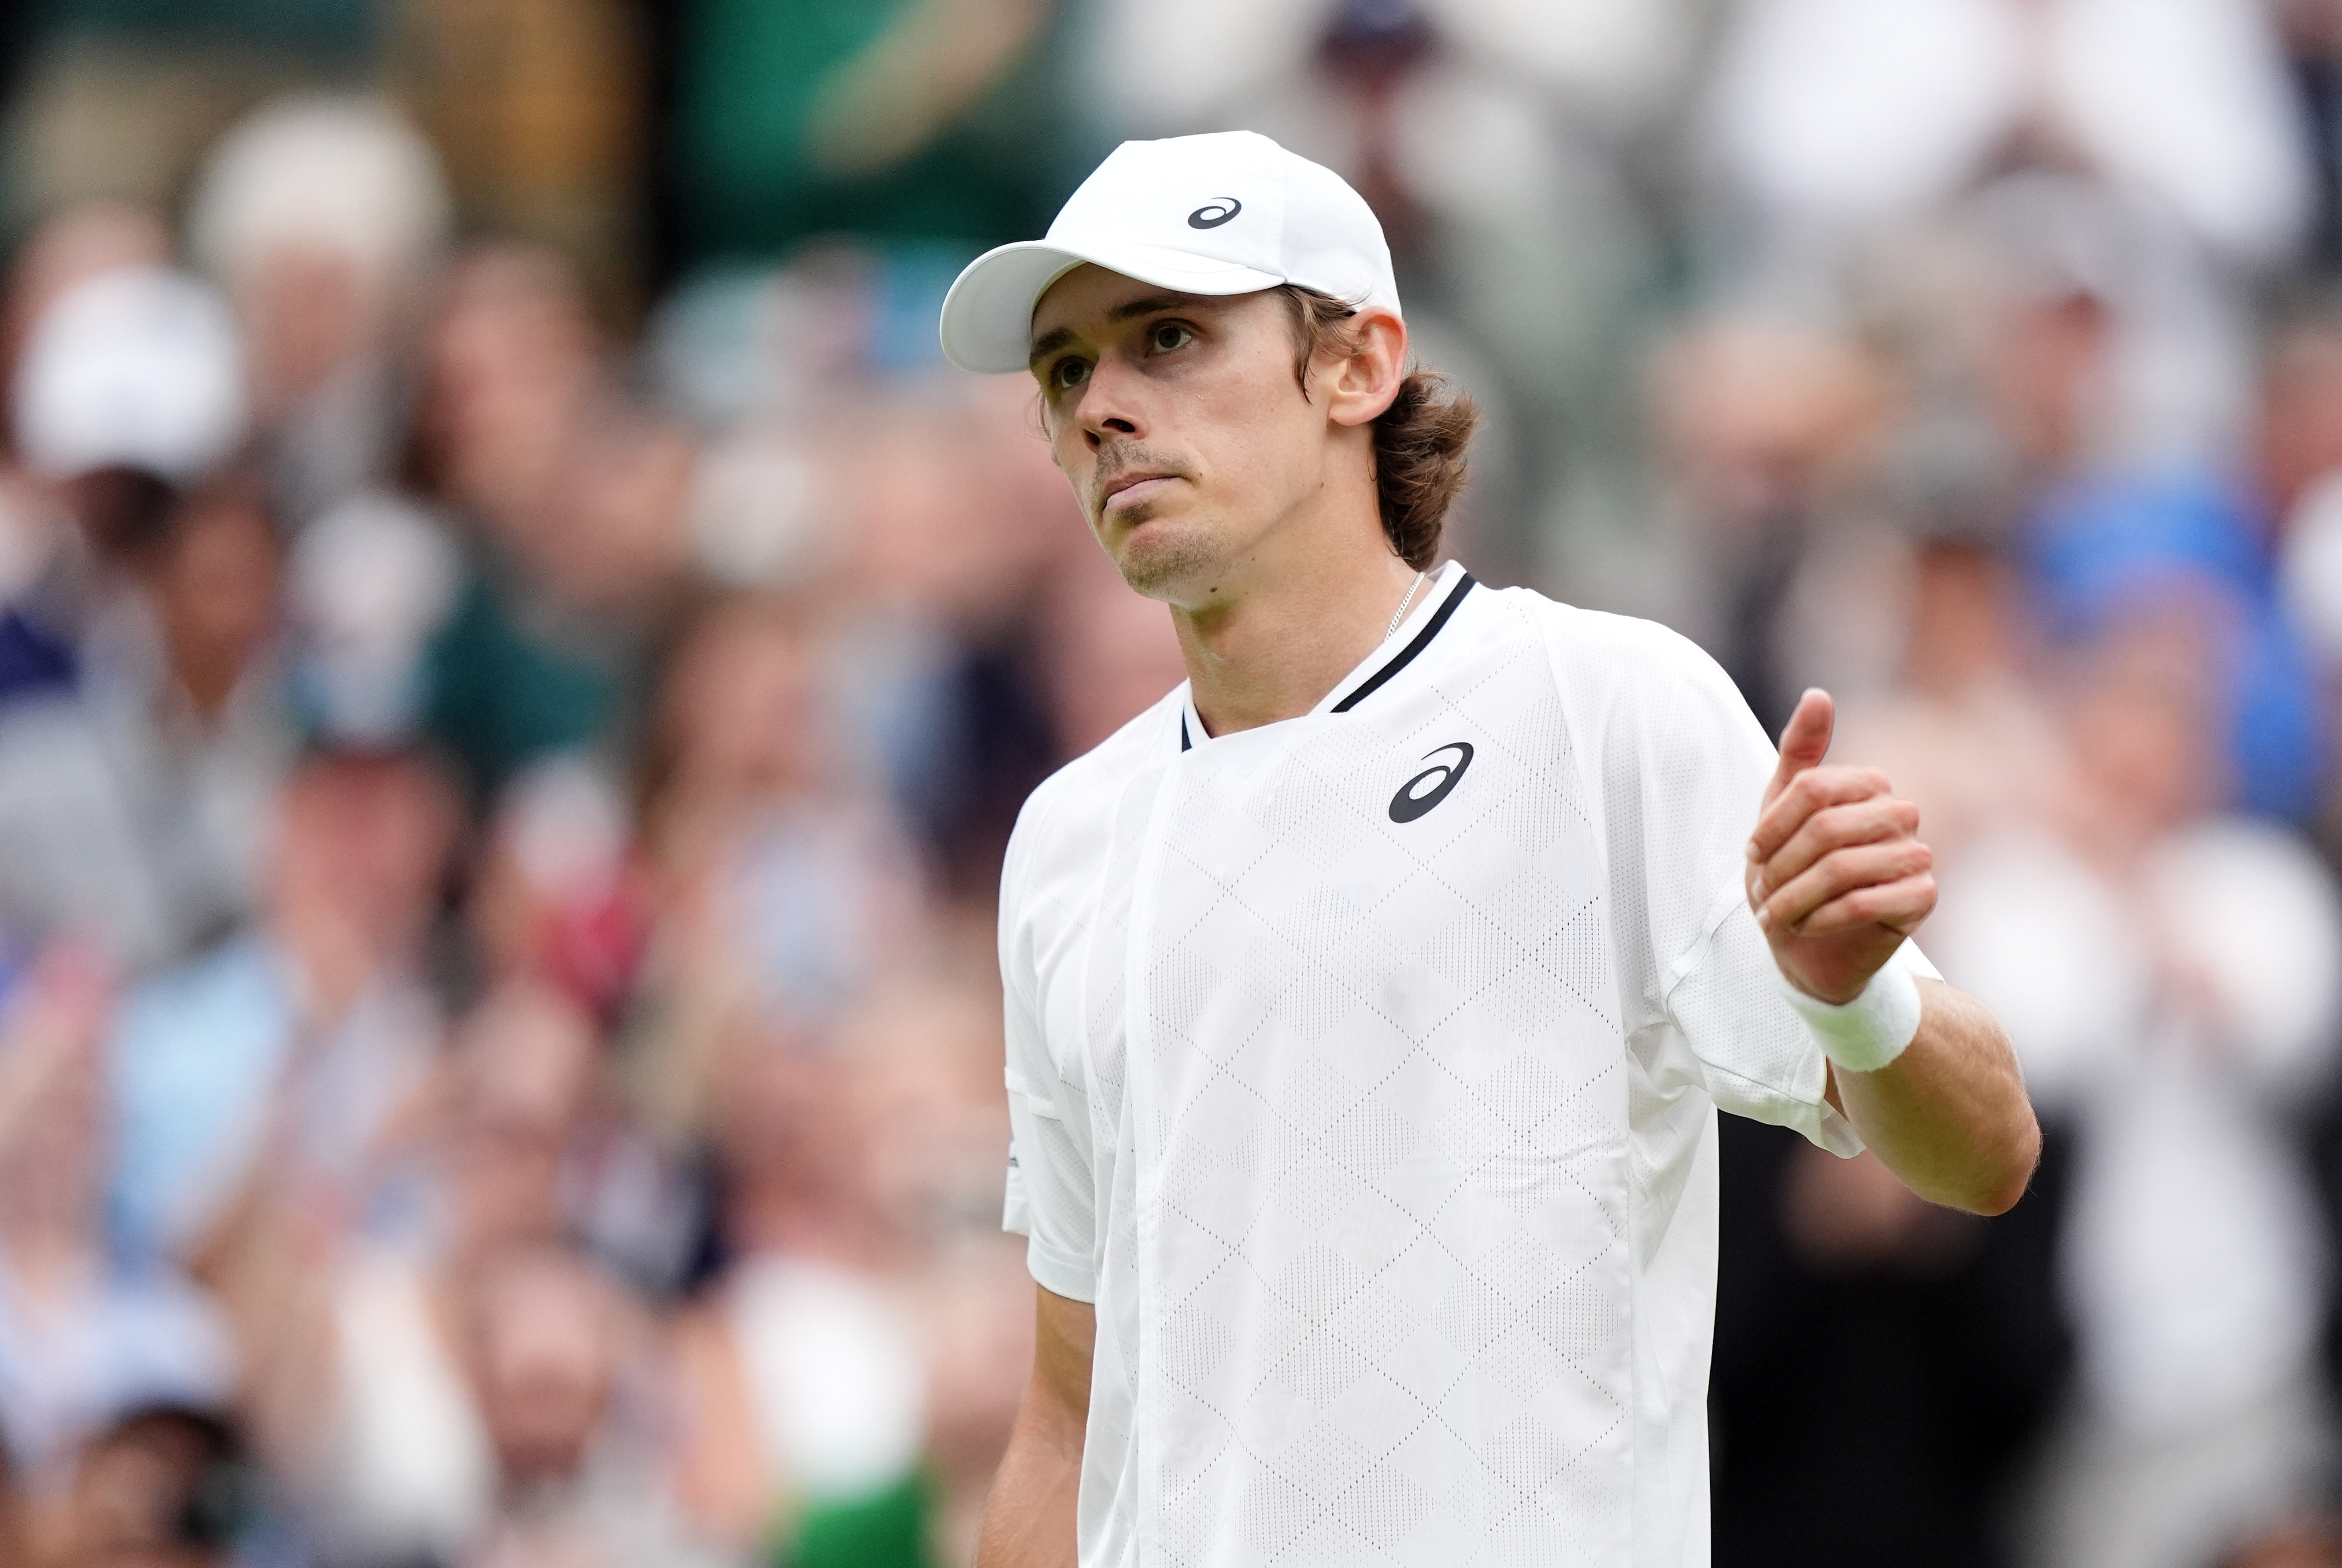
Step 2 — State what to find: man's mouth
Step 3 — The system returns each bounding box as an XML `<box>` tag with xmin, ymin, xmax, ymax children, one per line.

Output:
<box><xmin>1099</xmin><ymin>472</ymin><xmax>1180</xmax><ymax>516</ymax></box>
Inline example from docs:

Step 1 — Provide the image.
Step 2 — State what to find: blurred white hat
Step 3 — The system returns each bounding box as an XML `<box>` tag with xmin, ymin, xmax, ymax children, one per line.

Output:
<box><xmin>289</xmin><ymin>489</ymin><xmax>463</xmax><ymax>744</ymax></box>
<box><xmin>939</xmin><ymin>130</ymin><xmax>1400</xmax><ymax>374</ymax></box>
<box><xmin>13</xmin><ymin>263</ymin><xmax>246</xmax><ymax>482</ymax></box>
<box><xmin>188</xmin><ymin>93</ymin><xmax>452</xmax><ymax>309</ymax></box>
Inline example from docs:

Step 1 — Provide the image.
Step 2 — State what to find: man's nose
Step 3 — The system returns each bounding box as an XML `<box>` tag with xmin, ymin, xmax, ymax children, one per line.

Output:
<box><xmin>1076</xmin><ymin>356</ymin><xmax>1145</xmax><ymax>447</ymax></box>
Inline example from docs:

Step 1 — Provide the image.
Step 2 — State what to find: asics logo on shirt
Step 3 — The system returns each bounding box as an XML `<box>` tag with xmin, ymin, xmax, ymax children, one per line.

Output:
<box><xmin>1188</xmin><ymin>198</ymin><xmax>1242</xmax><ymax>228</ymax></box>
<box><xmin>1389</xmin><ymin>742</ymin><xmax>1473</xmax><ymax>823</ymax></box>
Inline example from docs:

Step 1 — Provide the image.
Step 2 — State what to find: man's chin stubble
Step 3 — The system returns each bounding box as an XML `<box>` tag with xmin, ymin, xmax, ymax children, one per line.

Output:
<box><xmin>1108</xmin><ymin>516</ymin><xmax>1220</xmax><ymax>599</ymax></box>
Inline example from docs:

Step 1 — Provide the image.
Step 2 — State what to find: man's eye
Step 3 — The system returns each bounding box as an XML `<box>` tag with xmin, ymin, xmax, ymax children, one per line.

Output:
<box><xmin>1150</xmin><ymin>322</ymin><xmax>1193</xmax><ymax>353</ymax></box>
<box><xmin>1051</xmin><ymin>358</ymin><xmax>1090</xmax><ymax>392</ymax></box>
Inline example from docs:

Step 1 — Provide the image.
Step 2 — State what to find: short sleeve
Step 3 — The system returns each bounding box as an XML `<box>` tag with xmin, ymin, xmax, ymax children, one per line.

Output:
<box><xmin>1582</xmin><ymin>614</ymin><xmax>1898</xmax><ymax>1155</ymax></box>
<box><xmin>1667</xmin><ymin>895</ymin><xmax>1945</xmax><ymax>1158</ymax></box>
<box><xmin>999</xmin><ymin>801</ymin><xmax>1101</xmax><ymax>1303</ymax></box>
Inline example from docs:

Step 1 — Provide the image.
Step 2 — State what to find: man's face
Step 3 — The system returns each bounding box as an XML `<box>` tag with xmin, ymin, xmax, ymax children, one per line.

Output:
<box><xmin>1028</xmin><ymin>266</ymin><xmax>1337</xmax><ymax>604</ymax></box>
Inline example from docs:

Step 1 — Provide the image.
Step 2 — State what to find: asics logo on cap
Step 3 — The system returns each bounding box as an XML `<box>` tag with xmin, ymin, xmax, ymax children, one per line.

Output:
<box><xmin>1389</xmin><ymin>743</ymin><xmax>1473</xmax><ymax>823</ymax></box>
<box><xmin>1186</xmin><ymin>198</ymin><xmax>1242</xmax><ymax>229</ymax></box>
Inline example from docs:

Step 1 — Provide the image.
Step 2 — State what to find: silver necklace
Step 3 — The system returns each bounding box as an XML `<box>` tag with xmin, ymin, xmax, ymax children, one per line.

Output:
<box><xmin>1384</xmin><ymin>570</ymin><xmax>1427</xmax><ymax>642</ymax></box>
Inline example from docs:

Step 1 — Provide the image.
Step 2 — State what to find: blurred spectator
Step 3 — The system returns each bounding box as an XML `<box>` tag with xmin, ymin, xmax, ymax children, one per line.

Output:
<box><xmin>839</xmin><ymin>975</ymin><xmax>1029</xmax><ymax>1562</ymax></box>
<box><xmin>458</xmin><ymin>1243</ymin><xmax>727</xmax><ymax>1568</ymax></box>
<box><xmin>0</xmin><ymin>237</ymin><xmax>238</xmax><ymax>731</ymax></box>
<box><xmin>0</xmin><ymin>945</ymin><xmax>232</xmax><ymax>1495</ymax></box>
<box><xmin>11</xmin><ymin>261</ymin><xmax>245</xmax><ymax>558</ymax></box>
<box><xmin>521</xmin><ymin>406</ymin><xmax>696</xmax><ymax>629</ymax></box>
<box><xmin>187</xmin><ymin>93</ymin><xmax>452</xmax><ymax>522</ymax></box>
<box><xmin>1646</xmin><ymin>310</ymin><xmax>1898</xmax><ymax>732</ymax></box>
<box><xmin>467</xmin><ymin>757</ymin><xmax>646</xmax><ymax>1026</ymax></box>
<box><xmin>1950</xmin><ymin>179</ymin><xmax>2331</xmax><ymax>821</ymax></box>
<box><xmin>843</xmin><ymin>975</ymin><xmax>1021</xmax><ymax>1259</ymax></box>
<box><xmin>1834</xmin><ymin>537</ymin><xmax>2066</xmax><ymax>863</ymax></box>
<box><xmin>626</xmin><ymin>592</ymin><xmax>925</xmax><ymax>1139</ymax></box>
<box><xmin>1929</xmin><ymin>597</ymin><xmax>2342</xmax><ymax>1568</ymax></box>
<box><xmin>461</xmin><ymin>976</ymin><xmax>698</xmax><ymax>1300</ymax></box>
<box><xmin>668</xmin><ymin>1260</ymin><xmax>931</xmax><ymax>1567</ymax></box>
<box><xmin>436</xmin><ymin>979</ymin><xmax>691</xmax><ymax>1284</ymax></box>
<box><xmin>108</xmin><ymin>748</ymin><xmax>456</xmax><ymax>1266</ymax></box>
<box><xmin>825</xmin><ymin>379</ymin><xmax>1074</xmax><ymax>889</ymax></box>
<box><xmin>423</xmin><ymin>397</ymin><xmax>696</xmax><ymax>804</ymax></box>
<box><xmin>2026</xmin><ymin>472</ymin><xmax>2325</xmax><ymax>821</ymax></box>
<box><xmin>412</xmin><ymin>244</ymin><xmax>686</xmax><ymax>802</ymax></box>
<box><xmin>2257</xmin><ymin>305</ymin><xmax>2342</xmax><ymax>848</ymax></box>
<box><xmin>665</xmin><ymin>1010</ymin><xmax>933</xmax><ymax>1568</ymax></box>
<box><xmin>669</xmin><ymin>1232</ymin><xmax>930</xmax><ymax>1563</ymax></box>
<box><xmin>2281</xmin><ymin>0</ymin><xmax>2342</xmax><ymax>276</ymax></box>
<box><xmin>30</xmin><ymin>1403</ymin><xmax>252</xmax><ymax>1568</ymax></box>
<box><xmin>0</xmin><ymin>210</ymin><xmax>167</xmax><ymax>705</ymax></box>
<box><xmin>2259</xmin><ymin>302</ymin><xmax>2342</xmax><ymax>534</ymax></box>
<box><xmin>1093</xmin><ymin>0</ymin><xmax>1699</xmax><ymax>138</ymax></box>
<box><xmin>0</xmin><ymin>468</ymin><xmax>293</xmax><ymax>974</ymax></box>
<box><xmin>411</xmin><ymin>244</ymin><xmax>603</xmax><ymax>553</ymax></box>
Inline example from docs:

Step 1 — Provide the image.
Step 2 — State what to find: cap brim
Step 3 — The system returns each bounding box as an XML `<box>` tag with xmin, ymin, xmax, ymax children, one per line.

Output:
<box><xmin>939</xmin><ymin>240</ymin><xmax>1286</xmax><ymax>374</ymax></box>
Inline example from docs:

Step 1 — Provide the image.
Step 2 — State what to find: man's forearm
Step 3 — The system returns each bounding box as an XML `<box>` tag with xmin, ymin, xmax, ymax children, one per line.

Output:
<box><xmin>977</xmin><ymin>1287</ymin><xmax>1094</xmax><ymax>1568</ymax></box>
<box><xmin>978</xmin><ymin>1398</ymin><xmax>1084</xmax><ymax>1568</ymax></box>
<box><xmin>1828</xmin><ymin>978</ymin><xmax>2039</xmax><ymax>1214</ymax></box>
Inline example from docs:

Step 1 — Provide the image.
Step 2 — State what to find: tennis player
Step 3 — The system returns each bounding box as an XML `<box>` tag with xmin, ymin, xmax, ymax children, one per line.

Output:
<box><xmin>941</xmin><ymin>131</ymin><xmax>2038</xmax><ymax>1568</ymax></box>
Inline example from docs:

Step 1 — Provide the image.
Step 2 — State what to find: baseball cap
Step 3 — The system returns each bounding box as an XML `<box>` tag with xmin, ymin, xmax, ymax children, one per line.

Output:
<box><xmin>13</xmin><ymin>264</ymin><xmax>245</xmax><ymax>483</ymax></box>
<box><xmin>939</xmin><ymin>131</ymin><xmax>1400</xmax><ymax>374</ymax></box>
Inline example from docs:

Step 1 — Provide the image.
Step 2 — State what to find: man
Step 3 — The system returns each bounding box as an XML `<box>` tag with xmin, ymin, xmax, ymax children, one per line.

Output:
<box><xmin>938</xmin><ymin>131</ymin><xmax>2038</xmax><ymax>1567</ymax></box>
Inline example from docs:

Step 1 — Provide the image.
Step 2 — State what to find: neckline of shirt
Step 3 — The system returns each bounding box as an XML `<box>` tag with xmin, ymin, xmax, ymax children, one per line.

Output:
<box><xmin>1178</xmin><ymin>561</ymin><xmax>1476</xmax><ymax>752</ymax></box>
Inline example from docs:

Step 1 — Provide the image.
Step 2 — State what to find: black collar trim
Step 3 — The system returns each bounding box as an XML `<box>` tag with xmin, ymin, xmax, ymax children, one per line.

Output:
<box><xmin>1331</xmin><ymin>572</ymin><xmax>1477</xmax><ymax>713</ymax></box>
<box><xmin>1173</xmin><ymin>572</ymin><xmax>1477</xmax><ymax>753</ymax></box>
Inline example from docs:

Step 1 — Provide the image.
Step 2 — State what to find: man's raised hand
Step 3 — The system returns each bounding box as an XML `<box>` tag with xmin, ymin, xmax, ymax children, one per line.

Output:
<box><xmin>1746</xmin><ymin>689</ymin><xmax>1935</xmax><ymax>1005</ymax></box>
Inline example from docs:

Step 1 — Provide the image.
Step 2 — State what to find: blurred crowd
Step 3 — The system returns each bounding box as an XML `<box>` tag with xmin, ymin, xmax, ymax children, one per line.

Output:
<box><xmin>1</xmin><ymin>1</ymin><xmax>2341</xmax><ymax>1566</ymax></box>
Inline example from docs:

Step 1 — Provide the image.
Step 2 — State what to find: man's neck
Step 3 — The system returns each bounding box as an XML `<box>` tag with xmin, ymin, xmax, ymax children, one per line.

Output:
<box><xmin>1172</xmin><ymin>537</ymin><xmax>1425</xmax><ymax>737</ymax></box>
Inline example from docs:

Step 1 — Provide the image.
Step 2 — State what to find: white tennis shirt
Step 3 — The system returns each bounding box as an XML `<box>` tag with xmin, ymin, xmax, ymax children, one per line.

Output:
<box><xmin>999</xmin><ymin>562</ymin><xmax>1936</xmax><ymax>1567</ymax></box>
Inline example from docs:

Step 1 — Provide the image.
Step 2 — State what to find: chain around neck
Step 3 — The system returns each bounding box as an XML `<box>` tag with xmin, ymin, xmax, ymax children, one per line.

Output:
<box><xmin>1384</xmin><ymin>570</ymin><xmax>1428</xmax><ymax>643</ymax></box>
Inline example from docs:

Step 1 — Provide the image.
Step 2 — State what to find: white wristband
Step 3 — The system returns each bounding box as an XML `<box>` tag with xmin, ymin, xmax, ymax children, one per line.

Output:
<box><xmin>1780</xmin><ymin>958</ymin><xmax>1922</xmax><ymax>1074</ymax></box>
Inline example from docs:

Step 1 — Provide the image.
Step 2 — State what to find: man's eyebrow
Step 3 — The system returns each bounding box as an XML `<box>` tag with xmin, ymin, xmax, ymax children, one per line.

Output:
<box><xmin>1027</xmin><ymin>325</ymin><xmax>1076</xmax><ymax>372</ymax></box>
<box><xmin>1026</xmin><ymin>296</ymin><xmax>1204</xmax><ymax>372</ymax></box>
<box><xmin>1106</xmin><ymin>294</ymin><xmax>1190</xmax><ymax>322</ymax></box>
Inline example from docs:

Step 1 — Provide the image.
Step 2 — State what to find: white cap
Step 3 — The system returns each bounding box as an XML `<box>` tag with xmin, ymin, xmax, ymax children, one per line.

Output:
<box><xmin>939</xmin><ymin>131</ymin><xmax>1400</xmax><ymax>374</ymax></box>
<box><xmin>13</xmin><ymin>264</ymin><xmax>245</xmax><ymax>483</ymax></box>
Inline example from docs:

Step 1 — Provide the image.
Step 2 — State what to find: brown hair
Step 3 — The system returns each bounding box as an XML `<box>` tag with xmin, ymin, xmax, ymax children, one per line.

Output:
<box><xmin>1277</xmin><ymin>285</ymin><xmax>1479</xmax><ymax>571</ymax></box>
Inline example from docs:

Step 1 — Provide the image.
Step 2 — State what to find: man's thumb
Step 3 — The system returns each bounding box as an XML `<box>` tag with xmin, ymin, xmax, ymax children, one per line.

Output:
<box><xmin>1764</xmin><ymin>688</ymin><xmax>1835</xmax><ymax>803</ymax></box>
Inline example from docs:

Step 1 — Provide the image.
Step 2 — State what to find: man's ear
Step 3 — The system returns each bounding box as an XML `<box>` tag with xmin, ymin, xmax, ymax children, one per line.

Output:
<box><xmin>1323</xmin><ymin>311</ymin><xmax>1407</xmax><ymax>429</ymax></box>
